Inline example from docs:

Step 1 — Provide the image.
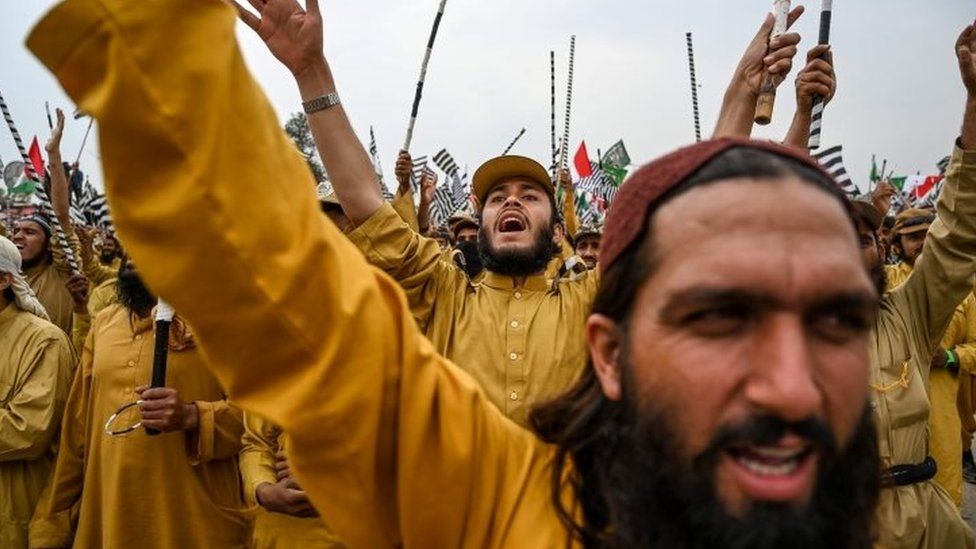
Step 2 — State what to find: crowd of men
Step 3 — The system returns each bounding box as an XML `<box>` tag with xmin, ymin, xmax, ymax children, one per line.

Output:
<box><xmin>2</xmin><ymin>0</ymin><xmax>976</xmax><ymax>547</ymax></box>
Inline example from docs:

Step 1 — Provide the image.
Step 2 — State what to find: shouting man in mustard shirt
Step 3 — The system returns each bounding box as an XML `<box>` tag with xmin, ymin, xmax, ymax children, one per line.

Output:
<box><xmin>237</xmin><ymin>0</ymin><xmax>803</xmax><ymax>427</ymax></box>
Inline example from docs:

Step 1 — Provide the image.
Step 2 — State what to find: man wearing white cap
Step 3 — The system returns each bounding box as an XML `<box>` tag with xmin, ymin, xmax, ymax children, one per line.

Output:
<box><xmin>0</xmin><ymin>236</ymin><xmax>75</xmax><ymax>549</ymax></box>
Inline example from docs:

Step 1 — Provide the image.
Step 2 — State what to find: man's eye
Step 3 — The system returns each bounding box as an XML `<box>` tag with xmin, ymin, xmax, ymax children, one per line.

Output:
<box><xmin>522</xmin><ymin>194</ymin><xmax>539</xmax><ymax>202</ymax></box>
<box><xmin>810</xmin><ymin>312</ymin><xmax>870</xmax><ymax>342</ymax></box>
<box><xmin>683</xmin><ymin>306</ymin><xmax>752</xmax><ymax>335</ymax></box>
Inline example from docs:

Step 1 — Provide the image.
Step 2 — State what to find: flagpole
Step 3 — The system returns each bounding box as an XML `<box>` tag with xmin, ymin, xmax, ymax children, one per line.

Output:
<box><xmin>686</xmin><ymin>32</ymin><xmax>702</xmax><ymax>142</ymax></box>
<box><xmin>558</xmin><ymin>35</ymin><xmax>577</xmax><ymax>174</ymax></box>
<box><xmin>502</xmin><ymin>128</ymin><xmax>526</xmax><ymax>155</ymax></box>
<box><xmin>75</xmin><ymin>118</ymin><xmax>94</xmax><ymax>166</ymax></box>
<box><xmin>807</xmin><ymin>0</ymin><xmax>833</xmax><ymax>150</ymax></box>
<box><xmin>550</xmin><ymin>50</ymin><xmax>557</xmax><ymax>177</ymax></box>
<box><xmin>0</xmin><ymin>88</ymin><xmax>79</xmax><ymax>274</ymax></box>
<box><xmin>403</xmin><ymin>0</ymin><xmax>449</xmax><ymax>152</ymax></box>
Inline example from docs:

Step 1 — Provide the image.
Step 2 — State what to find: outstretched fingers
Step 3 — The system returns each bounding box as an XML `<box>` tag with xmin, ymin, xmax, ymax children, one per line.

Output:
<box><xmin>232</xmin><ymin>1</ymin><xmax>261</xmax><ymax>31</ymax></box>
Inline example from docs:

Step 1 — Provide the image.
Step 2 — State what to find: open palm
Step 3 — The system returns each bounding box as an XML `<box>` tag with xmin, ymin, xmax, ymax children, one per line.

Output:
<box><xmin>234</xmin><ymin>0</ymin><xmax>323</xmax><ymax>77</ymax></box>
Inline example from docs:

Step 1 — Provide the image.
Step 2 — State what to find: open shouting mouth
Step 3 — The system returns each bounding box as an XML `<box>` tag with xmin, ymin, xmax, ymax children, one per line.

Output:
<box><xmin>497</xmin><ymin>211</ymin><xmax>528</xmax><ymax>233</ymax></box>
<box><xmin>723</xmin><ymin>436</ymin><xmax>818</xmax><ymax>503</ymax></box>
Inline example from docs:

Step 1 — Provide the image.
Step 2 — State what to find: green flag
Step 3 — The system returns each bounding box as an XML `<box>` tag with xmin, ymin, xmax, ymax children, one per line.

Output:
<box><xmin>889</xmin><ymin>176</ymin><xmax>907</xmax><ymax>191</ymax></box>
<box><xmin>604</xmin><ymin>164</ymin><xmax>628</xmax><ymax>187</ymax></box>
<box><xmin>603</xmin><ymin>140</ymin><xmax>631</xmax><ymax>169</ymax></box>
<box><xmin>8</xmin><ymin>179</ymin><xmax>36</xmax><ymax>195</ymax></box>
<box><xmin>869</xmin><ymin>155</ymin><xmax>879</xmax><ymax>184</ymax></box>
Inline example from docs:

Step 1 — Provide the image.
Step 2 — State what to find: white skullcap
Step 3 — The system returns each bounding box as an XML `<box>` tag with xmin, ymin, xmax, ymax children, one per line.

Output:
<box><xmin>0</xmin><ymin>236</ymin><xmax>50</xmax><ymax>320</ymax></box>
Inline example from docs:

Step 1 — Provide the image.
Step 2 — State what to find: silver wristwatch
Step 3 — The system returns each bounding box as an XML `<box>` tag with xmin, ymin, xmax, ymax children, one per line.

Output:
<box><xmin>302</xmin><ymin>92</ymin><xmax>341</xmax><ymax>114</ymax></box>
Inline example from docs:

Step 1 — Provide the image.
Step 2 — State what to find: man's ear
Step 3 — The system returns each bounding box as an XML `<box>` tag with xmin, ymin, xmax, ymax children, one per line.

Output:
<box><xmin>552</xmin><ymin>223</ymin><xmax>565</xmax><ymax>245</ymax></box>
<box><xmin>470</xmin><ymin>194</ymin><xmax>482</xmax><ymax>212</ymax></box>
<box><xmin>0</xmin><ymin>272</ymin><xmax>12</xmax><ymax>293</ymax></box>
<box><xmin>588</xmin><ymin>313</ymin><xmax>624</xmax><ymax>401</ymax></box>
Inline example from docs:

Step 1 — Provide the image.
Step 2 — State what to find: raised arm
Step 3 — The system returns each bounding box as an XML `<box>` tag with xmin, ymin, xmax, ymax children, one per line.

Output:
<box><xmin>889</xmin><ymin>21</ymin><xmax>976</xmax><ymax>369</ymax></box>
<box><xmin>714</xmin><ymin>8</ymin><xmax>803</xmax><ymax>139</ymax></box>
<box><xmin>961</xmin><ymin>21</ymin><xmax>976</xmax><ymax>151</ymax></box>
<box><xmin>783</xmin><ymin>45</ymin><xmax>835</xmax><ymax>150</ymax></box>
<box><xmin>557</xmin><ymin>169</ymin><xmax>580</xmax><ymax>237</ymax></box>
<box><xmin>27</xmin><ymin>1</ymin><xmax>549</xmax><ymax>546</ymax></box>
<box><xmin>417</xmin><ymin>169</ymin><xmax>436</xmax><ymax>235</ymax></box>
<box><xmin>46</xmin><ymin>108</ymin><xmax>71</xmax><ymax>230</ymax></box>
<box><xmin>234</xmin><ymin>0</ymin><xmax>381</xmax><ymax>225</ymax></box>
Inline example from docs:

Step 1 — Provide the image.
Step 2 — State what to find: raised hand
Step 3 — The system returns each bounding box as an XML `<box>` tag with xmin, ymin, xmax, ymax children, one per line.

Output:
<box><xmin>795</xmin><ymin>45</ymin><xmax>835</xmax><ymax>114</ymax></box>
<box><xmin>734</xmin><ymin>7</ymin><xmax>805</xmax><ymax>97</ymax></box>
<box><xmin>45</xmin><ymin>108</ymin><xmax>66</xmax><ymax>156</ymax></box>
<box><xmin>421</xmin><ymin>170</ymin><xmax>438</xmax><ymax>203</ymax></box>
<box><xmin>871</xmin><ymin>181</ymin><xmax>897</xmax><ymax>218</ymax></box>
<box><xmin>556</xmin><ymin>168</ymin><xmax>573</xmax><ymax>193</ymax></box>
<box><xmin>395</xmin><ymin>150</ymin><xmax>413</xmax><ymax>192</ymax></box>
<box><xmin>958</xmin><ymin>21</ymin><xmax>976</xmax><ymax>150</ymax></box>
<box><xmin>65</xmin><ymin>273</ymin><xmax>90</xmax><ymax>313</ymax></box>
<box><xmin>959</xmin><ymin>21</ymin><xmax>976</xmax><ymax>97</ymax></box>
<box><xmin>233</xmin><ymin>0</ymin><xmax>323</xmax><ymax>78</ymax></box>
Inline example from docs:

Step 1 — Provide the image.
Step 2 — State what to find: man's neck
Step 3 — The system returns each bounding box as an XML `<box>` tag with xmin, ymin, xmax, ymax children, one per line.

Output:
<box><xmin>22</xmin><ymin>253</ymin><xmax>51</xmax><ymax>271</ymax></box>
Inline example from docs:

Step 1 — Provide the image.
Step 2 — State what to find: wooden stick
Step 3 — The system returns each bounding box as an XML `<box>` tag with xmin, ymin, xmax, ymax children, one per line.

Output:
<box><xmin>755</xmin><ymin>0</ymin><xmax>791</xmax><ymax>125</ymax></box>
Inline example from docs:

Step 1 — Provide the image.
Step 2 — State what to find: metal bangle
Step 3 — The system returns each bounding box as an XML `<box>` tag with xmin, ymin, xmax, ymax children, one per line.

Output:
<box><xmin>104</xmin><ymin>401</ymin><xmax>142</xmax><ymax>436</ymax></box>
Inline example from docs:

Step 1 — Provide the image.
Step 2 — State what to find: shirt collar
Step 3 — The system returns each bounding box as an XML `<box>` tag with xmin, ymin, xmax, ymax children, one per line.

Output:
<box><xmin>481</xmin><ymin>271</ymin><xmax>550</xmax><ymax>292</ymax></box>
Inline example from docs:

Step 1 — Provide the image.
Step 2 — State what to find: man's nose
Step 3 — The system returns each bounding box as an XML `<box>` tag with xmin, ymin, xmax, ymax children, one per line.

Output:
<box><xmin>743</xmin><ymin>314</ymin><xmax>823</xmax><ymax>423</ymax></box>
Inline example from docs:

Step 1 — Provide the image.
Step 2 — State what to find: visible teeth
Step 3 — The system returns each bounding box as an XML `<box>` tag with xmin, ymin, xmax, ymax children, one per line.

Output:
<box><xmin>737</xmin><ymin>455</ymin><xmax>799</xmax><ymax>477</ymax></box>
<box><xmin>749</xmin><ymin>446</ymin><xmax>804</xmax><ymax>459</ymax></box>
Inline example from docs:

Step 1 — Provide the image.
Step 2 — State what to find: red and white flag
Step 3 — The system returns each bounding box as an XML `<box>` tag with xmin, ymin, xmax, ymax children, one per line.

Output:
<box><xmin>574</xmin><ymin>141</ymin><xmax>592</xmax><ymax>179</ymax></box>
<box><xmin>26</xmin><ymin>137</ymin><xmax>45</xmax><ymax>180</ymax></box>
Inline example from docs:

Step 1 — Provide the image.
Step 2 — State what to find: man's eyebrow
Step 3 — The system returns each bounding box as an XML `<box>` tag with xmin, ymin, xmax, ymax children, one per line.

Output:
<box><xmin>659</xmin><ymin>286</ymin><xmax>879</xmax><ymax>319</ymax></box>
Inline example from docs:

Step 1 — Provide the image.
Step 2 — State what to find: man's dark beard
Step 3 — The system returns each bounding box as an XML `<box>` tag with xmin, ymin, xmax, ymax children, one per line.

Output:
<box><xmin>117</xmin><ymin>267</ymin><xmax>156</xmax><ymax>316</ymax></box>
<box><xmin>579</xmin><ymin>366</ymin><xmax>879</xmax><ymax>549</ymax></box>
<box><xmin>454</xmin><ymin>240</ymin><xmax>485</xmax><ymax>279</ymax></box>
<box><xmin>477</xmin><ymin>222</ymin><xmax>557</xmax><ymax>277</ymax></box>
<box><xmin>871</xmin><ymin>261</ymin><xmax>888</xmax><ymax>295</ymax></box>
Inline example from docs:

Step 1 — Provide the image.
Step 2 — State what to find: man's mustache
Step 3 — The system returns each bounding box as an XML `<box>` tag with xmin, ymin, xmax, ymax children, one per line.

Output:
<box><xmin>700</xmin><ymin>415</ymin><xmax>837</xmax><ymax>461</ymax></box>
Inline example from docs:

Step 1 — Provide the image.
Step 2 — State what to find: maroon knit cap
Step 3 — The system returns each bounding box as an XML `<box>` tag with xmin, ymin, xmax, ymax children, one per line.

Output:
<box><xmin>599</xmin><ymin>138</ymin><xmax>843</xmax><ymax>274</ymax></box>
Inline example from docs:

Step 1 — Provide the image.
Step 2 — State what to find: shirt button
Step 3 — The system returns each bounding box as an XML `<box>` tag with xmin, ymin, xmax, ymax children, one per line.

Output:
<box><xmin>135</xmin><ymin>335</ymin><xmax>142</xmax><ymax>340</ymax></box>
<box><xmin>510</xmin><ymin>320</ymin><xmax>519</xmax><ymax>328</ymax></box>
<box><xmin>509</xmin><ymin>352</ymin><xmax>518</xmax><ymax>361</ymax></box>
<box><xmin>510</xmin><ymin>391</ymin><xmax>519</xmax><ymax>401</ymax></box>
<box><xmin>127</xmin><ymin>361</ymin><xmax>135</xmax><ymax>367</ymax></box>
<box><xmin>514</xmin><ymin>292</ymin><xmax>522</xmax><ymax>300</ymax></box>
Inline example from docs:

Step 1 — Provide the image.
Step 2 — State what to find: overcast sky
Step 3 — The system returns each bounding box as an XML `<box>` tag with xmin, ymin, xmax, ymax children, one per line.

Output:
<box><xmin>1</xmin><ymin>1</ymin><xmax>973</xmax><ymax>195</ymax></box>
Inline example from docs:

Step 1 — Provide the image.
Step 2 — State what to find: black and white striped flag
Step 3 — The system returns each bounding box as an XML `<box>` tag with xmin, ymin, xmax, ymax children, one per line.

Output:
<box><xmin>81</xmin><ymin>191</ymin><xmax>113</xmax><ymax>231</ymax></box>
<box><xmin>813</xmin><ymin>145</ymin><xmax>858</xmax><ymax>196</ymax></box>
<box><xmin>410</xmin><ymin>155</ymin><xmax>429</xmax><ymax>194</ymax></box>
<box><xmin>433</xmin><ymin>149</ymin><xmax>460</xmax><ymax>179</ymax></box>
